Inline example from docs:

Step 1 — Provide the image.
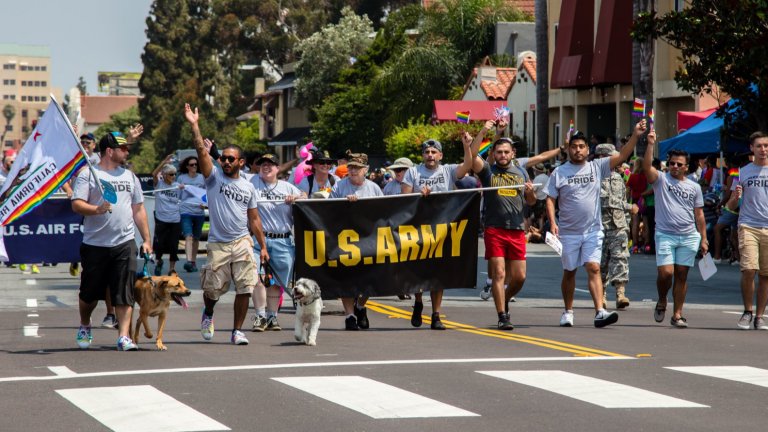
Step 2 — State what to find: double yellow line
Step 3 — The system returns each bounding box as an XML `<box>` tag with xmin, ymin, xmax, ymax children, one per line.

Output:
<box><xmin>367</xmin><ymin>301</ymin><xmax>627</xmax><ymax>358</ymax></box>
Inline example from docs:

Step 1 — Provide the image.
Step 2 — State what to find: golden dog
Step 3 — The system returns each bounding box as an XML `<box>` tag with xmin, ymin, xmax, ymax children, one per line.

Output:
<box><xmin>132</xmin><ymin>271</ymin><xmax>191</xmax><ymax>350</ymax></box>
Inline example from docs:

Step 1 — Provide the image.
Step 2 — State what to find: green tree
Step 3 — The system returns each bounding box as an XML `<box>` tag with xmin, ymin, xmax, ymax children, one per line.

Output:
<box><xmin>294</xmin><ymin>7</ymin><xmax>374</xmax><ymax>109</ymax></box>
<box><xmin>385</xmin><ymin>117</ymin><xmax>500</xmax><ymax>162</ymax></box>
<box><xmin>1</xmin><ymin>104</ymin><xmax>15</xmax><ymax>144</ymax></box>
<box><xmin>93</xmin><ymin>106</ymin><xmax>141</xmax><ymax>139</ymax></box>
<box><xmin>312</xmin><ymin>84</ymin><xmax>385</xmax><ymax>156</ymax></box>
<box><xmin>76</xmin><ymin>76</ymin><xmax>87</xmax><ymax>96</ymax></box>
<box><xmin>232</xmin><ymin>117</ymin><xmax>268</xmax><ymax>153</ymax></box>
<box><xmin>634</xmin><ymin>0</ymin><xmax>768</xmax><ymax>131</ymax></box>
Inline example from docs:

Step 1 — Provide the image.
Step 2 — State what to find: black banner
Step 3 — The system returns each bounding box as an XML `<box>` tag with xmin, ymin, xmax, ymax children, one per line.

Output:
<box><xmin>294</xmin><ymin>192</ymin><xmax>480</xmax><ymax>298</ymax></box>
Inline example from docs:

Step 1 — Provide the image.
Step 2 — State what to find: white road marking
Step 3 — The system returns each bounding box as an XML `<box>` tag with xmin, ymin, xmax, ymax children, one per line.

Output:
<box><xmin>273</xmin><ymin>376</ymin><xmax>479</xmax><ymax>418</ymax></box>
<box><xmin>48</xmin><ymin>366</ymin><xmax>77</xmax><ymax>377</ymax></box>
<box><xmin>23</xmin><ymin>325</ymin><xmax>39</xmax><ymax>337</ymax></box>
<box><xmin>56</xmin><ymin>385</ymin><xmax>230</xmax><ymax>432</ymax></box>
<box><xmin>26</xmin><ymin>298</ymin><xmax>37</xmax><ymax>307</ymax></box>
<box><xmin>27</xmin><ymin>313</ymin><xmax>38</xmax><ymax>317</ymax></box>
<box><xmin>667</xmin><ymin>366</ymin><xmax>768</xmax><ymax>388</ymax></box>
<box><xmin>0</xmin><ymin>356</ymin><xmax>632</xmax><ymax>384</ymax></box>
<box><xmin>575</xmin><ymin>288</ymin><xmax>590</xmax><ymax>293</ymax></box>
<box><xmin>478</xmin><ymin>370</ymin><xmax>707</xmax><ymax>408</ymax></box>
<box><xmin>25</xmin><ymin>279</ymin><xmax>37</xmax><ymax>286</ymax></box>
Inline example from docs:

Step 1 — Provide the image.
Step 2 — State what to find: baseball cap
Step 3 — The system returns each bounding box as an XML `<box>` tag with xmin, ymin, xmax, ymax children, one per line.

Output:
<box><xmin>422</xmin><ymin>139</ymin><xmax>443</xmax><ymax>152</ymax></box>
<box><xmin>346</xmin><ymin>150</ymin><xmax>368</xmax><ymax>168</ymax></box>
<box><xmin>387</xmin><ymin>157</ymin><xmax>414</xmax><ymax>170</ymax></box>
<box><xmin>533</xmin><ymin>163</ymin><xmax>546</xmax><ymax>172</ymax></box>
<box><xmin>569</xmin><ymin>130</ymin><xmax>587</xmax><ymax>145</ymax></box>
<box><xmin>256</xmin><ymin>153</ymin><xmax>280</xmax><ymax>165</ymax></box>
<box><xmin>99</xmin><ymin>132</ymin><xmax>129</xmax><ymax>152</ymax></box>
<box><xmin>80</xmin><ymin>133</ymin><xmax>95</xmax><ymax>141</ymax></box>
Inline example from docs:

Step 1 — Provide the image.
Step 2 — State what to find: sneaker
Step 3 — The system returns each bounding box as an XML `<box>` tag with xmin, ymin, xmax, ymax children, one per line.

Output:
<box><xmin>754</xmin><ymin>317</ymin><xmax>768</xmax><ymax>330</ymax></box>
<box><xmin>355</xmin><ymin>307</ymin><xmax>369</xmax><ymax>330</ymax></box>
<box><xmin>559</xmin><ymin>310</ymin><xmax>574</xmax><ymax>327</ymax></box>
<box><xmin>654</xmin><ymin>301</ymin><xmax>666</xmax><ymax>323</ymax></box>
<box><xmin>231</xmin><ymin>330</ymin><xmax>249</xmax><ymax>345</ymax></box>
<box><xmin>117</xmin><ymin>335</ymin><xmax>138</xmax><ymax>351</ymax></box>
<box><xmin>76</xmin><ymin>325</ymin><xmax>92</xmax><ymax>349</ymax></box>
<box><xmin>201</xmin><ymin>311</ymin><xmax>215</xmax><ymax>340</ymax></box>
<box><xmin>737</xmin><ymin>311</ymin><xmax>753</xmax><ymax>330</ymax></box>
<box><xmin>252</xmin><ymin>315</ymin><xmax>268</xmax><ymax>332</ymax></box>
<box><xmin>101</xmin><ymin>314</ymin><xmax>117</xmax><ymax>329</ymax></box>
<box><xmin>411</xmin><ymin>302</ymin><xmax>424</xmax><ymax>327</ymax></box>
<box><xmin>670</xmin><ymin>316</ymin><xmax>688</xmax><ymax>328</ymax></box>
<box><xmin>183</xmin><ymin>261</ymin><xmax>194</xmax><ymax>272</ymax></box>
<box><xmin>594</xmin><ymin>309</ymin><xmax>619</xmax><ymax>328</ymax></box>
<box><xmin>345</xmin><ymin>315</ymin><xmax>359</xmax><ymax>331</ymax></box>
<box><xmin>69</xmin><ymin>263</ymin><xmax>79</xmax><ymax>277</ymax></box>
<box><xmin>731</xmin><ymin>260</ymin><xmax>740</xmax><ymax>266</ymax></box>
<box><xmin>712</xmin><ymin>258</ymin><xmax>722</xmax><ymax>264</ymax></box>
<box><xmin>154</xmin><ymin>259</ymin><xmax>164</xmax><ymax>276</ymax></box>
<box><xmin>31</xmin><ymin>264</ymin><xmax>40</xmax><ymax>274</ymax></box>
<box><xmin>19</xmin><ymin>264</ymin><xmax>27</xmax><ymax>272</ymax></box>
<box><xmin>480</xmin><ymin>284</ymin><xmax>492</xmax><ymax>301</ymax></box>
<box><xmin>266</xmin><ymin>316</ymin><xmax>282</xmax><ymax>331</ymax></box>
<box><xmin>430</xmin><ymin>312</ymin><xmax>446</xmax><ymax>330</ymax></box>
<box><xmin>497</xmin><ymin>313</ymin><xmax>514</xmax><ymax>330</ymax></box>
<box><xmin>190</xmin><ymin>263</ymin><xmax>198</xmax><ymax>272</ymax></box>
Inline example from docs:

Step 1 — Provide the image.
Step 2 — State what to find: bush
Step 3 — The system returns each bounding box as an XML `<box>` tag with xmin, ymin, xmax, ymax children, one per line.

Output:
<box><xmin>385</xmin><ymin>117</ymin><xmax>500</xmax><ymax>163</ymax></box>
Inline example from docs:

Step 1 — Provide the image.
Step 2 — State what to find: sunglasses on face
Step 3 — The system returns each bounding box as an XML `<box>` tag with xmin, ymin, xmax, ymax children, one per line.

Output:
<box><xmin>393</xmin><ymin>168</ymin><xmax>407</xmax><ymax>173</ymax></box>
<box><xmin>668</xmin><ymin>162</ymin><xmax>687</xmax><ymax>167</ymax></box>
<box><xmin>166</xmin><ymin>173</ymin><xmax>176</xmax><ymax>176</ymax></box>
<box><xmin>219</xmin><ymin>155</ymin><xmax>238</xmax><ymax>163</ymax></box>
<box><xmin>187</xmin><ymin>163</ymin><xmax>197</xmax><ymax>167</ymax></box>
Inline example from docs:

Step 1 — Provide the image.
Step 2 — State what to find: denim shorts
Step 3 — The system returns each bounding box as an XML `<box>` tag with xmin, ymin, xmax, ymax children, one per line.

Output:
<box><xmin>180</xmin><ymin>214</ymin><xmax>205</xmax><ymax>239</ymax></box>
<box><xmin>716</xmin><ymin>209</ymin><xmax>739</xmax><ymax>227</ymax></box>
<box><xmin>254</xmin><ymin>236</ymin><xmax>295</xmax><ymax>288</ymax></box>
<box><xmin>655</xmin><ymin>231</ymin><xmax>701</xmax><ymax>267</ymax></box>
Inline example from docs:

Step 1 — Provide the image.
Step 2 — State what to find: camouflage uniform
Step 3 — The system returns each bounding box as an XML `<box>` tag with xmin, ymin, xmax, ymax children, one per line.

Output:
<box><xmin>597</xmin><ymin>145</ymin><xmax>634</xmax><ymax>309</ymax></box>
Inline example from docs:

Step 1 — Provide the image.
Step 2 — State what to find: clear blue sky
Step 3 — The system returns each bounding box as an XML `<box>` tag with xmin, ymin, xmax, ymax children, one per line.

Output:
<box><xmin>0</xmin><ymin>0</ymin><xmax>153</xmax><ymax>93</ymax></box>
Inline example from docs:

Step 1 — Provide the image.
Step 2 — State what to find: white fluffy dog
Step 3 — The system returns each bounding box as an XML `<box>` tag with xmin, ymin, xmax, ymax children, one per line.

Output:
<box><xmin>292</xmin><ymin>278</ymin><xmax>323</xmax><ymax>346</ymax></box>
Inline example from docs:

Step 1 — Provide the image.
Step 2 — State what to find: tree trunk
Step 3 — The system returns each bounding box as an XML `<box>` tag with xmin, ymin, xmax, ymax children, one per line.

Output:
<box><xmin>633</xmin><ymin>0</ymin><xmax>655</xmax><ymax>156</ymax></box>
<box><xmin>535</xmin><ymin>0</ymin><xmax>549</xmax><ymax>153</ymax></box>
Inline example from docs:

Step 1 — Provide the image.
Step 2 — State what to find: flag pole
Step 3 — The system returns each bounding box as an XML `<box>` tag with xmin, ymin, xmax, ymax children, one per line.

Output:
<box><xmin>49</xmin><ymin>93</ymin><xmax>106</xmax><ymax>197</ymax></box>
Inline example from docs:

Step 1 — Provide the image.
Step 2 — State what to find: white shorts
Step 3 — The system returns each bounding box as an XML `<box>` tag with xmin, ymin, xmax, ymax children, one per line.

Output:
<box><xmin>560</xmin><ymin>231</ymin><xmax>605</xmax><ymax>271</ymax></box>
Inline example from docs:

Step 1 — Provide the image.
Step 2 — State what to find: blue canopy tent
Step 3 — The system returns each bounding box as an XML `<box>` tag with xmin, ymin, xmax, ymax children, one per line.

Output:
<box><xmin>659</xmin><ymin>99</ymin><xmax>750</xmax><ymax>156</ymax></box>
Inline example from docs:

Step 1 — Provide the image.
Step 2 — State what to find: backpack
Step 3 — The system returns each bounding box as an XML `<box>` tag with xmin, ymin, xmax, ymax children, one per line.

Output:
<box><xmin>307</xmin><ymin>174</ymin><xmax>335</xmax><ymax>195</ymax></box>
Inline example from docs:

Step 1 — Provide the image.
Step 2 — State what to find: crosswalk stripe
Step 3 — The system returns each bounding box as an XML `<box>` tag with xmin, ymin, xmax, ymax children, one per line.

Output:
<box><xmin>478</xmin><ymin>371</ymin><xmax>708</xmax><ymax>408</ymax></box>
<box><xmin>666</xmin><ymin>366</ymin><xmax>768</xmax><ymax>388</ymax></box>
<box><xmin>56</xmin><ymin>385</ymin><xmax>230</xmax><ymax>432</ymax></box>
<box><xmin>272</xmin><ymin>376</ymin><xmax>479</xmax><ymax>418</ymax></box>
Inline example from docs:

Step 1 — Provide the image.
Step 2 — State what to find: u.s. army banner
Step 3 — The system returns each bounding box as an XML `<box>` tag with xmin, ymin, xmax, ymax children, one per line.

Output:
<box><xmin>293</xmin><ymin>193</ymin><xmax>480</xmax><ymax>298</ymax></box>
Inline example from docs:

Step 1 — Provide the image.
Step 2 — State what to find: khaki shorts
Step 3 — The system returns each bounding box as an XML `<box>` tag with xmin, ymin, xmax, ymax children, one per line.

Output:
<box><xmin>201</xmin><ymin>236</ymin><xmax>257</xmax><ymax>300</ymax></box>
<box><xmin>738</xmin><ymin>224</ymin><xmax>768</xmax><ymax>276</ymax></box>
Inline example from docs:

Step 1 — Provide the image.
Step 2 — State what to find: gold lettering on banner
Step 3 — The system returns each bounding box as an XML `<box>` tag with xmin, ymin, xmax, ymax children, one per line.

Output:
<box><xmin>419</xmin><ymin>224</ymin><xmax>447</xmax><ymax>259</ymax></box>
<box><xmin>338</xmin><ymin>229</ymin><xmax>361</xmax><ymax>266</ymax></box>
<box><xmin>449</xmin><ymin>220</ymin><xmax>468</xmax><ymax>257</ymax></box>
<box><xmin>304</xmin><ymin>231</ymin><xmax>326</xmax><ymax>267</ymax></box>
<box><xmin>398</xmin><ymin>225</ymin><xmax>420</xmax><ymax>261</ymax></box>
<box><xmin>376</xmin><ymin>227</ymin><xmax>399</xmax><ymax>264</ymax></box>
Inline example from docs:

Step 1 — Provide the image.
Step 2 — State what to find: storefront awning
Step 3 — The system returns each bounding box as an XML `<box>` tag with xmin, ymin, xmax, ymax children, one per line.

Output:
<box><xmin>432</xmin><ymin>100</ymin><xmax>507</xmax><ymax>122</ymax></box>
<box><xmin>269</xmin><ymin>127</ymin><xmax>311</xmax><ymax>146</ymax></box>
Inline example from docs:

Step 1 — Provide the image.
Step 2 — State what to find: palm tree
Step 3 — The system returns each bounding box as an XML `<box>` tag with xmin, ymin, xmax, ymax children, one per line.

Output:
<box><xmin>1</xmin><ymin>104</ymin><xmax>15</xmax><ymax>146</ymax></box>
<box><xmin>535</xmin><ymin>0</ymin><xmax>549</xmax><ymax>153</ymax></box>
<box><xmin>633</xmin><ymin>0</ymin><xmax>655</xmax><ymax>155</ymax></box>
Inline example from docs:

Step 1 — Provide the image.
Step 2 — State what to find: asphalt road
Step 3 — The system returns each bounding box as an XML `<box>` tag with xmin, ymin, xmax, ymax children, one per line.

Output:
<box><xmin>0</xmin><ymin>242</ymin><xmax>764</xmax><ymax>432</ymax></box>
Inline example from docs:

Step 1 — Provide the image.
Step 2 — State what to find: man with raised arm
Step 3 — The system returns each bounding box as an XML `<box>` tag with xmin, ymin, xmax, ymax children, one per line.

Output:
<box><xmin>545</xmin><ymin>120</ymin><xmax>643</xmax><ymax>328</ymax></box>
<box><xmin>184</xmin><ymin>103</ymin><xmax>269</xmax><ymax>346</ymax></box>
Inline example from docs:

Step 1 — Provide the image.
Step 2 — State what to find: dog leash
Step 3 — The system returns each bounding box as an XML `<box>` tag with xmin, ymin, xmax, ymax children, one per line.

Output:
<box><xmin>137</xmin><ymin>251</ymin><xmax>154</xmax><ymax>279</ymax></box>
<box><xmin>260</xmin><ymin>259</ymin><xmax>295</xmax><ymax>302</ymax></box>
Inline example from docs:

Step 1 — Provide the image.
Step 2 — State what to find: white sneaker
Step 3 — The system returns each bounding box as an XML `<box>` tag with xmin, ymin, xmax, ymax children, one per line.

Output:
<box><xmin>559</xmin><ymin>310</ymin><xmax>574</xmax><ymax>327</ymax></box>
<box><xmin>712</xmin><ymin>258</ymin><xmax>722</xmax><ymax>264</ymax></box>
<box><xmin>731</xmin><ymin>260</ymin><xmax>740</xmax><ymax>266</ymax></box>
<box><xmin>231</xmin><ymin>330</ymin><xmax>249</xmax><ymax>345</ymax></box>
<box><xmin>594</xmin><ymin>309</ymin><xmax>619</xmax><ymax>328</ymax></box>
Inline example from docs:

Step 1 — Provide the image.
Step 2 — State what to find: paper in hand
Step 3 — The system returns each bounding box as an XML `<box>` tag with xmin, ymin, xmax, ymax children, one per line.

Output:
<box><xmin>698</xmin><ymin>253</ymin><xmax>717</xmax><ymax>281</ymax></box>
<box><xmin>545</xmin><ymin>232</ymin><xmax>563</xmax><ymax>256</ymax></box>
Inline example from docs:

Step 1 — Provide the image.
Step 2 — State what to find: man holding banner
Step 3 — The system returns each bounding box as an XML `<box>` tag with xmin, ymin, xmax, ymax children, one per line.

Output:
<box><xmin>545</xmin><ymin>121</ymin><xmax>643</xmax><ymax>328</ymax></box>
<box><xmin>72</xmin><ymin>131</ymin><xmax>152</xmax><ymax>351</ymax></box>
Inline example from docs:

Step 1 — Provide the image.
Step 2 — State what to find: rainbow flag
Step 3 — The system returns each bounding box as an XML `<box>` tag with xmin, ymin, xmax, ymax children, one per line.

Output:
<box><xmin>478</xmin><ymin>139</ymin><xmax>492</xmax><ymax>156</ymax></box>
<box><xmin>728</xmin><ymin>168</ymin><xmax>740</xmax><ymax>178</ymax></box>
<box><xmin>567</xmin><ymin>119</ymin><xmax>575</xmax><ymax>138</ymax></box>
<box><xmin>648</xmin><ymin>109</ymin><xmax>655</xmax><ymax>124</ymax></box>
<box><xmin>633</xmin><ymin>98</ymin><xmax>646</xmax><ymax>116</ymax></box>
<box><xmin>456</xmin><ymin>111</ymin><xmax>470</xmax><ymax>124</ymax></box>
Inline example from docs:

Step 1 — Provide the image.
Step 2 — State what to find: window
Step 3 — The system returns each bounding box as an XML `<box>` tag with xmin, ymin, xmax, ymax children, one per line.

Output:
<box><xmin>5</xmin><ymin>140</ymin><xmax>13</xmax><ymax>146</ymax></box>
<box><xmin>10</xmin><ymin>95</ymin><xmax>15</xmax><ymax>100</ymax></box>
<box><xmin>3</xmin><ymin>64</ymin><xmax>15</xmax><ymax>70</ymax></box>
<box><xmin>40</xmin><ymin>96</ymin><xmax>46</xmax><ymax>102</ymax></box>
<box><xmin>21</xmin><ymin>81</ymin><xmax>26</xmax><ymax>87</ymax></box>
<box><xmin>21</xmin><ymin>96</ymin><xmax>26</xmax><ymax>101</ymax></box>
<box><xmin>41</xmin><ymin>81</ymin><xmax>46</xmax><ymax>87</ymax></box>
<box><xmin>34</xmin><ymin>81</ymin><xmax>40</xmax><ymax>87</ymax></box>
<box><xmin>5</xmin><ymin>125</ymin><xmax>12</xmax><ymax>132</ymax></box>
<box><xmin>675</xmin><ymin>0</ymin><xmax>685</xmax><ymax>12</ymax></box>
<box><xmin>34</xmin><ymin>96</ymin><xmax>40</xmax><ymax>102</ymax></box>
<box><xmin>2</xmin><ymin>80</ymin><xmax>7</xmax><ymax>85</ymax></box>
<box><xmin>20</xmin><ymin>65</ymin><xmax>27</xmax><ymax>71</ymax></box>
<box><xmin>2</xmin><ymin>95</ymin><xmax>7</xmax><ymax>100</ymax></box>
<box><xmin>34</xmin><ymin>66</ymin><xmax>40</xmax><ymax>71</ymax></box>
<box><xmin>40</xmin><ymin>66</ymin><xmax>46</xmax><ymax>71</ymax></box>
<box><xmin>21</xmin><ymin>109</ymin><xmax>27</xmax><ymax>117</ymax></box>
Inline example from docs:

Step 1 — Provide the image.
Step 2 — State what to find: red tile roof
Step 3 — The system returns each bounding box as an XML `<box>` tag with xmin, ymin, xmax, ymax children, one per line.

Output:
<box><xmin>519</xmin><ymin>55</ymin><xmax>537</xmax><ymax>84</ymax></box>
<box><xmin>81</xmin><ymin>96</ymin><xmax>139</xmax><ymax>125</ymax></box>
<box><xmin>423</xmin><ymin>0</ymin><xmax>534</xmax><ymax>15</ymax></box>
<box><xmin>479</xmin><ymin>68</ymin><xmax>517</xmax><ymax>100</ymax></box>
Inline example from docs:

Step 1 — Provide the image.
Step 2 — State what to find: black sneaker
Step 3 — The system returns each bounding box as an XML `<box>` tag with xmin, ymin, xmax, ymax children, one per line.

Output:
<box><xmin>411</xmin><ymin>302</ymin><xmax>424</xmax><ymax>327</ymax></box>
<box><xmin>345</xmin><ymin>315</ymin><xmax>359</xmax><ymax>331</ymax></box>
<box><xmin>430</xmin><ymin>312</ymin><xmax>446</xmax><ymax>330</ymax></box>
<box><xmin>498</xmin><ymin>313</ymin><xmax>514</xmax><ymax>330</ymax></box>
<box><xmin>355</xmin><ymin>307</ymin><xmax>369</xmax><ymax>330</ymax></box>
<box><xmin>594</xmin><ymin>310</ymin><xmax>619</xmax><ymax>328</ymax></box>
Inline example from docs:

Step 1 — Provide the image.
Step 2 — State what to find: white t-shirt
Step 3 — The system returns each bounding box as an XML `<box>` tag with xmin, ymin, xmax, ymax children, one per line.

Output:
<box><xmin>402</xmin><ymin>163</ymin><xmax>460</xmax><ymax>192</ymax></box>
<box><xmin>652</xmin><ymin>172</ymin><xmax>703</xmax><ymax>235</ymax></box>
<box><xmin>735</xmin><ymin>163</ymin><xmax>768</xmax><ymax>228</ymax></box>
<box><xmin>545</xmin><ymin>158</ymin><xmax>611</xmax><ymax>235</ymax></box>
<box><xmin>330</xmin><ymin>178</ymin><xmax>384</xmax><ymax>198</ymax></box>
<box><xmin>204</xmin><ymin>166</ymin><xmax>258</xmax><ymax>243</ymax></box>
<box><xmin>72</xmin><ymin>165</ymin><xmax>144</xmax><ymax>247</ymax></box>
<box><xmin>250</xmin><ymin>176</ymin><xmax>301</xmax><ymax>234</ymax></box>
<box><xmin>154</xmin><ymin>179</ymin><xmax>181</xmax><ymax>223</ymax></box>
<box><xmin>177</xmin><ymin>172</ymin><xmax>205</xmax><ymax>216</ymax></box>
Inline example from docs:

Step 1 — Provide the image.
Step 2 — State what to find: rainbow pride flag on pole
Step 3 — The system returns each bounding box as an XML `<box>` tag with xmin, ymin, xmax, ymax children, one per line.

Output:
<box><xmin>0</xmin><ymin>98</ymin><xmax>87</xmax><ymax>261</ymax></box>
<box><xmin>478</xmin><ymin>139</ymin><xmax>492</xmax><ymax>156</ymax></box>
<box><xmin>648</xmin><ymin>109</ymin><xmax>655</xmax><ymax>130</ymax></box>
<box><xmin>633</xmin><ymin>98</ymin><xmax>646</xmax><ymax>116</ymax></box>
<box><xmin>456</xmin><ymin>111</ymin><xmax>470</xmax><ymax>124</ymax></box>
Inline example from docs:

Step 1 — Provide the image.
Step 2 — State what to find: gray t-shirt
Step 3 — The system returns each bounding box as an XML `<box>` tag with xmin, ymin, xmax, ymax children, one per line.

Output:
<box><xmin>205</xmin><ymin>166</ymin><xmax>258</xmax><ymax>243</ymax></box>
<box><xmin>402</xmin><ymin>163</ymin><xmax>460</xmax><ymax>192</ymax></box>
<box><xmin>330</xmin><ymin>178</ymin><xmax>384</xmax><ymax>198</ymax></box>
<box><xmin>72</xmin><ymin>165</ymin><xmax>144</xmax><ymax>247</ymax></box>
<box><xmin>478</xmin><ymin>160</ymin><xmax>530</xmax><ymax>230</ymax></box>
<box><xmin>545</xmin><ymin>158</ymin><xmax>611</xmax><ymax>235</ymax></box>
<box><xmin>652</xmin><ymin>172</ymin><xmax>703</xmax><ymax>234</ymax></box>
<box><xmin>382</xmin><ymin>179</ymin><xmax>403</xmax><ymax>196</ymax></box>
<box><xmin>154</xmin><ymin>179</ymin><xmax>181</xmax><ymax>223</ymax></box>
<box><xmin>177</xmin><ymin>173</ymin><xmax>205</xmax><ymax>216</ymax></box>
<box><xmin>735</xmin><ymin>163</ymin><xmax>768</xmax><ymax>228</ymax></box>
<box><xmin>532</xmin><ymin>173</ymin><xmax>550</xmax><ymax>200</ymax></box>
<box><xmin>297</xmin><ymin>174</ymin><xmax>339</xmax><ymax>196</ymax></box>
<box><xmin>250</xmin><ymin>176</ymin><xmax>301</xmax><ymax>234</ymax></box>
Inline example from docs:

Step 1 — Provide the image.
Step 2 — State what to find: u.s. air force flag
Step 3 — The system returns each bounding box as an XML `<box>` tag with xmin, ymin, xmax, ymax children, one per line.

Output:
<box><xmin>293</xmin><ymin>193</ymin><xmax>480</xmax><ymax>298</ymax></box>
<box><xmin>0</xmin><ymin>98</ymin><xmax>87</xmax><ymax>261</ymax></box>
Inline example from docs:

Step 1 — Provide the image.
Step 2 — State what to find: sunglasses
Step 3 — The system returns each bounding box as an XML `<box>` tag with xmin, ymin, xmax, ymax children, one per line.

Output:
<box><xmin>166</xmin><ymin>173</ymin><xmax>177</xmax><ymax>176</ymax></box>
<box><xmin>393</xmin><ymin>168</ymin><xmax>408</xmax><ymax>173</ymax></box>
<box><xmin>668</xmin><ymin>162</ymin><xmax>687</xmax><ymax>167</ymax></box>
<box><xmin>187</xmin><ymin>163</ymin><xmax>198</xmax><ymax>167</ymax></box>
<box><xmin>219</xmin><ymin>155</ymin><xmax>239</xmax><ymax>163</ymax></box>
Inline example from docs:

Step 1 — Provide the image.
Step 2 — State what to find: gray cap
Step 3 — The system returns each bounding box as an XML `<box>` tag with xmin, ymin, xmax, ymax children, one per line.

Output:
<box><xmin>388</xmin><ymin>157</ymin><xmax>414</xmax><ymax>170</ymax></box>
<box><xmin>595</xmin><ymin>143</ymin><xmax>618</xmax><ymax>156</ymax></box>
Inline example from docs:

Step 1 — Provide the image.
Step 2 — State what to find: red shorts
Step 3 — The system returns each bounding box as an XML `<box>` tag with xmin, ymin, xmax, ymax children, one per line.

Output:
<box><xmin>484</xmin><ymin>227</ymin><xmax>526</xmax><ymax>260</ymax></box>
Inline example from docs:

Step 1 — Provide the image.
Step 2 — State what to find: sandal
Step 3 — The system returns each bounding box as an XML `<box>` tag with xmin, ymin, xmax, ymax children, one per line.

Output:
<box><xmin>654</xmin><ymin>301</ymin><xmax>666</xmax><ymax>323</ymax></box>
